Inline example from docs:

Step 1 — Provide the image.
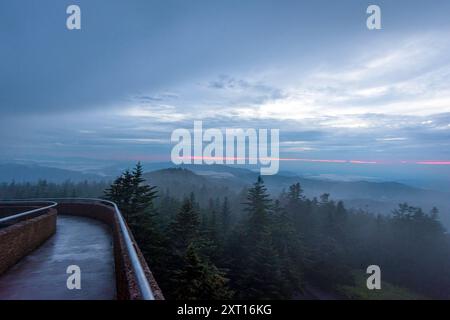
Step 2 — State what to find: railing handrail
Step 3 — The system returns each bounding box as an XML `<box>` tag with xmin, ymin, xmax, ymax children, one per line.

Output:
<box><xmin>0</xmin><ymin>197</ymin><xmax>155</xmax><ymax>300</ymax></box>
<box><xmin>0</xmin><ymin>201</ymin><xmax>57</xmax><ymax>225</ymax></box>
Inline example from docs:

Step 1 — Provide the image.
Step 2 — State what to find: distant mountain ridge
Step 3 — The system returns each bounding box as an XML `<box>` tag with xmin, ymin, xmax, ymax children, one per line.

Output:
<box><xmin>0</xmin><ymin>163</ymin><xmax>105</xmax><ymax>183</ymax></box>
<box><xmin>2</xmin><ymin>161</ymin><xmax>449</xmax><ymax>227</ymax></box>
<box><xmin>144</xmin><ymin>164</ymin><xmax>450</xmax><ymax>228</ymax></box>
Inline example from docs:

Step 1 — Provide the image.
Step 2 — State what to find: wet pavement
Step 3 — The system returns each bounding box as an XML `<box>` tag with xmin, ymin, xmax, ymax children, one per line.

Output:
<box><xmin>0</xmin><ymin>215</ymin><xmax>116</xmax><ymax>300</ymax></box>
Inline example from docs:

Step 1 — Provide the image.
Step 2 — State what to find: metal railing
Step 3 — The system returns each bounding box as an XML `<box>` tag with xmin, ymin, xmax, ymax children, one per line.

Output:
<box><xmin>0</xmin><ymin>198</ymin><xmax>155</xmax><ymax>300</ymax></box>
<box><xmin>0</xmin><ymin>201</ymin><xmax>57</xmax><ymax>227</ymax></box>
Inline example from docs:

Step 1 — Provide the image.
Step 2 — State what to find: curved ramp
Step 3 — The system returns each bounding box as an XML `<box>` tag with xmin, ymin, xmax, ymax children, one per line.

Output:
<box><xmin>0</xmin><ymin>215</ymin><xmax>116</xmax><ymax>300</ymax></box>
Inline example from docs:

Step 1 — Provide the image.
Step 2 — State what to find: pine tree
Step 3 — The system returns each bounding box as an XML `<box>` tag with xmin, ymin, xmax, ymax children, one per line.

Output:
<box><xmin>166</xmin><ymin>198</ymin><xmax>233</xmax><ymax>299</ymax></box>
<box><xmin>244</xmin><ymin>176</ymin><xmax>272</xmax><ymax>239</ymax></box>
<box><xmin>288</xmin><ymin>182</ymin><xmax>305</xmax><ymax>202</ymax></box>
<box><xmin>104</xmin><ymin>162</ymin><xmax>166</xmax><ymax>294</ymax></box>
<box><xmin>220</xmin><ymin>196</ymin><xmax>231</xmax><ymax>236</ymax></box>
<box><xmin>168</xmin><ymin>198</ymin><xmax>200</xmax><ymax>255</ymax></box>
<box><xmin>271</xmin><ymin>199</ymin><xmax>305</xmax><ymax>296</ymax></box>
<box><xmin>233</xmin><ymin>176</ymin><xmax>287</xmax><ymax>299</ymax></box>
<box><xmin>173</xmin><ymin>245</ymin><xmax>233</xmax><ymax>300</ymax></box>
<box><xmin>286</xmin><ymin>182</ymin><xmax>307</xmax><ymax>233</ymax></box>
<box><xmin>130</xmin><ymin>162</ymin><xmax>157</xmax><ymax>218</ymax></box>
<box><xmin>104</xmin><ymin>162</ymin><xmax>157</xmax><ymax>222</ymax></box>
<box><xmin>104</xmin><ymin>170</ymin><xmax>134</xmax><ymax>220</ymax></box>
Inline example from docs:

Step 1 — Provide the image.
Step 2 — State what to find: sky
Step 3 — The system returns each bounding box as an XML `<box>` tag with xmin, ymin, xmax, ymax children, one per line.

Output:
<box><xmin>1</xmin><ymin>0</ymin><xmax>450</xmax><ymax>187</ymax></box>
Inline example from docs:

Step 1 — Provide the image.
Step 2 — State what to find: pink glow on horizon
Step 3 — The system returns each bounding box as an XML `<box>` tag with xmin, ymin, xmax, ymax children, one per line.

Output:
<box><xmin>99</xmin><ymin>154</ymin><xmax>450</xmax><ymax>166</ymax></box>
<box><xmin>186</xmin><ymin>156</ymin><xmax>450</xmax><ymax>166</ymax></box>
<box><xmin>416</xmin><ymin>161</ymin><xmax>450</xmax><ymax>165</ymax></box>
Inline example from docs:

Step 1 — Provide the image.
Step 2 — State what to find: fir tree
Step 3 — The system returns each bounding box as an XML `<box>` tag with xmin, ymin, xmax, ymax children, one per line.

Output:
<box><xmin>168</xmin><ymin>198</ymin><xmax>201</xmax><ymax>255</ymax></box>
<box><xmin>173</xmin><ymin>245</ymin><xmax>233</xmax><ymax>300</ymax></box>
<box><xmin>104</xmin><ymin>162</ymin><xmax>157</xmax><ymax>222</ymax></box>
<box><xmin>244</xmin><ymin>176</ymin><xmax>272</xmax><ymax>239</ymax></box>
<box><xmin>220</xmin><ymin>196</ymin><xmax>231</xmax><ymax>236</ymax></box>
<box><xmin>234</xmin><ymin>177</ymin><xmax>287</xmax><ymax>298</ymax></box>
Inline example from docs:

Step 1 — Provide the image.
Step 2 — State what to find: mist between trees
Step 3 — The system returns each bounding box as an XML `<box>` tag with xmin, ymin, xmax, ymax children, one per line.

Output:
<box><xmin>2</xmin><ymin>162</ymin><xmax>450</xmax><ymax>299</ymax></box>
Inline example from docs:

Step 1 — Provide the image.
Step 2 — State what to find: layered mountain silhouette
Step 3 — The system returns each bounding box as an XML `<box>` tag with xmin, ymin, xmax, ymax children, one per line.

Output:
<box><xmin>2</xmin><ymin>162</ymin><xmax>449</xmax><ymax>227</ymax></box>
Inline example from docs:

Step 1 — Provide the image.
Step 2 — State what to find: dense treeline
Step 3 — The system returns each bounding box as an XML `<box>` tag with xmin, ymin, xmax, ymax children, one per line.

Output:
<box><xmin>105</xmin><ymin>164</ymin><xmax>450</xmax><ymax>300</ymax></box>
<box><xmin>0</xmin><ymin>180</ymin><xmax>110</xmax><ymax>199</ymax></box>
<box><xmin>2</xmin><ymin>164</ymin><xmax>450</xmax><ymax>299</ymax></box>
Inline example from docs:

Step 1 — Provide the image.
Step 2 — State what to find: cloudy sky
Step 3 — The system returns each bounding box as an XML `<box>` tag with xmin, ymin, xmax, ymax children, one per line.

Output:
<box><xmin>1</xmin><ymin>0</ymin><xmax>450</xmax><ymax>186</ymax></box>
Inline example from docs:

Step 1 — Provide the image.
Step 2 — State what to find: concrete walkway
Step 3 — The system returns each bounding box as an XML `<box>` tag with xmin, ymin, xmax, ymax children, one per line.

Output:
<box><xmin>0</xmin><ymin>215</ymin><xmax>116</xmax><ymax>300</ymax></box>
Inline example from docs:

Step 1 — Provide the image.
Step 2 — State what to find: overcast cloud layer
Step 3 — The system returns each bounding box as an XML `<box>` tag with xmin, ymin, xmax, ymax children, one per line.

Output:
<box><xmin>1</xmin><ymin>0</ymin><xmax>450</xmax><ymax>185</ymax></box>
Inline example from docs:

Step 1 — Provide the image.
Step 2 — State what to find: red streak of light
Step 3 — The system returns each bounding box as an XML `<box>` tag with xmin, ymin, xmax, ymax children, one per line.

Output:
<box><xmin>416</xmin><ymin>161</ymin><xmax>450</xmax><ymax>165</ymax></box>
<box><xmin>287</xmin><ymin>158</ymin><xmax>348</xmax><ymax>163</ymax></box>
<box><xmin>190</xmin><ymin>156</ymin><xmax>373</xmax><ymax>164</ymax></box>
<box><xmin>102</xmin><ymin>155</ymin><xmax>450</xmax><ymax>166</ymax></box>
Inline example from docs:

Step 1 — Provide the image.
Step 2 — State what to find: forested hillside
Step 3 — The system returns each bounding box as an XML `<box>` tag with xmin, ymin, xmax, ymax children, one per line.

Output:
<box><xmin>106</xmin><ymin>164</ymin><xmax>450</xmax><ymax>300</ymax></box>
<box><xmin>2</xmin><ymin>164</ymin><xmax>450</xmax><ymax>299</ymax></box>
<box><xmin>145</xmin><ymin>166</ymin><xmax>450</xmax><ymax>229</ymax></box>
<box><xmin>0</xmin><ymin>180</ymin><xmax>109</xmax><ymax>199</ymax></box>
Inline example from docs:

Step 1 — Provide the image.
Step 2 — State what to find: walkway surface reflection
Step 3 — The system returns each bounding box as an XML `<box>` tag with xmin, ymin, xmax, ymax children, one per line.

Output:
<box><xmin>0</xmin><ymin>215</ymin><xmax>116</xmax><ymax>300</ymax></box>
